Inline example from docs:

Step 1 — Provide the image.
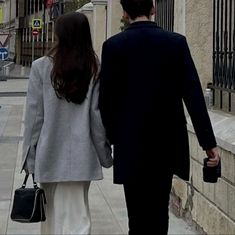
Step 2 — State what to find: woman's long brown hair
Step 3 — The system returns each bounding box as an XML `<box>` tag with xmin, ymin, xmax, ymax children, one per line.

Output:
<box><xmin>48</xmin><ymin>12</ymin><xmax>98</xmax><ymax>104</ymax></box>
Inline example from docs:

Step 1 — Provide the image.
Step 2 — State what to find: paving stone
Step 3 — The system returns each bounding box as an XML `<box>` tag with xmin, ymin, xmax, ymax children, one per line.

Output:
<box><xmin>0</xmin><ymin>79</ymin><xmax>199</xmax><ymax>235</ymax></box>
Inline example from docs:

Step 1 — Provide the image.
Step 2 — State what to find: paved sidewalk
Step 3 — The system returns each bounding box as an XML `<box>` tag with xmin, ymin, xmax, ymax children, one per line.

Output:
<box><xmin>0</xmin><ymin>77</ymin><xmax>199</xmax><ymax>234</ymax></box>
<box><xmin>0</xmin><ymin>64</ymin><xmax>30</xmax><ymax>80</ymax></box>
<box><xmin>8</xmin><ymin>65</ymin><xmax>31</xmax><ymax>78</ymax></box>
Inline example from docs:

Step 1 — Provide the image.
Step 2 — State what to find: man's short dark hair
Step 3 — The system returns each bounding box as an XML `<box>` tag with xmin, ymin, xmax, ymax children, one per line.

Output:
<box><xmin>120</xmin><ymin>0</ymin><xmax>154</xmax><ymax>20</ymax></box>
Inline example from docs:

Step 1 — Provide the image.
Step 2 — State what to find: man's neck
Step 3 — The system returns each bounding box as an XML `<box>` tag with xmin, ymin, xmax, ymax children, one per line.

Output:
<box><xmin>130</xmin><ymin>16</ymin><xmax>150</xmax><ymax>24</ymax></box>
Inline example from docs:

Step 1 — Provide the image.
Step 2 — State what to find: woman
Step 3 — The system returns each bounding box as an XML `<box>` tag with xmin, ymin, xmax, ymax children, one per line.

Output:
<box><xmin>21</xmin><ymin>12</ymin><xmax>112</xmax><ymax>235</ymax></box>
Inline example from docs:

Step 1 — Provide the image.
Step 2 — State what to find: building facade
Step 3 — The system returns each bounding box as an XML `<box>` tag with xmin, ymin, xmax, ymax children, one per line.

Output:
<box><xmin>0</xmin><ymin>0</ymin><xmax>89</xmax><ymax>65</ymax></box>
<box><xmin>14</xmin><ymin>0</ymin><xmax>66</xmax><ymax>66</ymax></box>
<box><xmin>0</xmin><ymin>0</ymin><xmax>17</xmax><ymax>60</ymax></box>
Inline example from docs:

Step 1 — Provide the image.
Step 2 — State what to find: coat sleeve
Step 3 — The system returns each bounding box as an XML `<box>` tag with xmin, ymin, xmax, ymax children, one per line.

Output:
<box><xmin>179</xmin><ymin>36</ymin><xmax>217</xmax><ymax>150</ymax></box>
<box><xmin>98</xmin><ymin>40</ymin><xmax>122</xmax><ymax>144</ymax></box>
<box><xmin>21</xmin><ymin>61</ymin><xmax>44</xmax><ymax>173</ymax></box>
<box><xmin>90</xmin><ymin>79</ymin><xmax>113</xmax><ymax>168</ymax></box>
<box><xmin>98</xmin><ymin>41</ymin><xmax>113</xmax><ymax>142</ymax></box>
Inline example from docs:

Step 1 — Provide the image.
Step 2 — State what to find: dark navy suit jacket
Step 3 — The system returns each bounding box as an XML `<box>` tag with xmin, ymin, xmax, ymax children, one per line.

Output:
<box><xmin>98</xmin><ymin>21</ymin><xmax>216</xmax><ymax>184</ymax></box>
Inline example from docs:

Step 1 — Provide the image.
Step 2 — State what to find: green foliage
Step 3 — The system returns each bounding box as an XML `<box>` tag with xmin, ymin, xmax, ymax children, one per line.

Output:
<box><xmin>64</xmin><ymin>0</ymin><xmax>90</xmax><ymax>13</ymax></box>
<box><xmin>64</xmin><ymin>0</ymin><xmax>79</xmax><ymax>13</ymax></box>
<box><xmin>120</xmin><ymin>16</ymin><xmax>130</xmax><ymax>31</ymax></box>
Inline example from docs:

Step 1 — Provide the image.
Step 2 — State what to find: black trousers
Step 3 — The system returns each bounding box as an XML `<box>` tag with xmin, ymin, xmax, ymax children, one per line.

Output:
<box><xmin>123</xmin><ymin>173</ymin><xmax>173</xmax><ymax>235</ymax></box>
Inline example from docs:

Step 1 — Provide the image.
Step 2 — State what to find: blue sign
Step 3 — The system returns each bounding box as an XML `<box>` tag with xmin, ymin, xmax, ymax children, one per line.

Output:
<box><xmin>0</xmin><ymin>47</ymin><xmax>8</xmax><ymax>60</ymax></box>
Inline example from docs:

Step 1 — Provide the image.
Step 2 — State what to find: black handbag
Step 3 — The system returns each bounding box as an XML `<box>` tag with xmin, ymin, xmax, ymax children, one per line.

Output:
<box><xmin>10</xmin><ymin>173</ymin><xmax>47</xmax><ymax>223</ymax></box>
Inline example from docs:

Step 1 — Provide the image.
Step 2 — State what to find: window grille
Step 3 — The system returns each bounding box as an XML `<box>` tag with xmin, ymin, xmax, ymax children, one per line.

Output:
<box><xmin>211</xmin><ymin>0</ymin><xmax>235</xmax><ymax>113</ymax></box>
<box><xmin>155</xmin><ymin>0</ymin><xmax>174</xmax><ymax>32</ymax></box>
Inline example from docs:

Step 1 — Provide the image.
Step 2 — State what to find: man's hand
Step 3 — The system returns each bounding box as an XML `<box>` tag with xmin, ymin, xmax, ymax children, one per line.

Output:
<box><xmin>205</xmin><ymin>147</ymin><xmax>220</xmax><ymax>167</ymax></box>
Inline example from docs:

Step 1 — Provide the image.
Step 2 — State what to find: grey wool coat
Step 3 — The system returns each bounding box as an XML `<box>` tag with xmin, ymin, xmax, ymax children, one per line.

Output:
<box><xmin>21</xmin><ymin>56</ymin><xmax>113</xmax><ymax>183</ymax></box>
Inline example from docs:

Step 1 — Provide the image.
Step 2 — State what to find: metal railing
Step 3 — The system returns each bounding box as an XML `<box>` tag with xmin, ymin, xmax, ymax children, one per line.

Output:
<box><xmin>155</xmin><ymin>0</ymin><xmax>174</xmax><ymax>32</ymax></box>
<box><xmin>211</xmin><ymin>0</ymin><xmax>235</xmax><ymax>113</ymax></box>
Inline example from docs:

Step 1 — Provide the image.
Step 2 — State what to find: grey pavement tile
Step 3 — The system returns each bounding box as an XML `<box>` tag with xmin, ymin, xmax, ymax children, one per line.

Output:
<box><xmin>8</xmin><ymin>215</ymin><xmax>39</xmax><ymax>230</ymax></box>
<box><xmin>0</xmin><ymin>97</ymin><xmax>26</xmax><ymax>106</ymax></box>
<box><xmin>89</xmin><ymin>182</ymin><xmax>116</xmax><ymax>214</ymax></box>
<box><xmin>97</xmin><ymin>181</ymin><xmax>126</xmax><ymax>209</ymax></box>
<box><xmin>8</xmin><ymin>65</ymin><xmax>30</xmax><ymax>78</ymax></box>
<box><xmin>0</xmin><ymin>200</ymin><xmax>10</xmax><ymax>210</ymax></box>
<box><xmin>95</xmin><ymin>180</ymin><xmax>128</xmax><ymax>234</ymax></box>
<box><xmin>0</xmin><ymin>185</ymin><xmax>13</xmax><ymax>201</ymax></box>
<box><xmin>0</xmin><ymin>106</ymin><xmax>11</xmax><ymax>116</ymax></box>
<box><xmin>102</xmin><ymin>168</ymin><xmax>113</xmax><ymax>180</ymax></box>
<box><xmin>0</xmin><ymin>80</ymin><xmax>28</xmax><ymax>93</ymax></box>
<box><xmin>91</xmin><ymin>216</ymin><xmax>125</xmax><ymax>234</ymax></box>
<box><xmin>0</xmin><ymin>111</ymin><xmax>11</xmax><ymax>119</ymax></box>
<box><xmin>11</xmin><ymin>173</ymin><xmax>25</xmax><ymax>190</ymax></box>
<box><xmin>6</xmin><ymin>222</ymin><xmax>40</xmax><ymax>235</ymax></box>
<box><xmin>3</xmin><ymin>106</ymin><xmax>23</xmax><ymax>137</ymax></box>
<box><xmin>0</xmin><ymin>170</ymin><xmax>14</xmax><ymax>200</ymax></box>
<box><xmin>0</xmin><ymin>143</ymin><xmax>18</xmax><ymax>170</ymax></box>
<box><xmin>0</xmin><ymin>136</ymin><xmax>23</xmax><ymax>144</ymax></box>
<box><xmin>89</xmin><ymin>182</ymin><xmax>125</xmax><ymax>234</ymax></box>
<box><xmin>110</xmin><ymin>208</ymin><xmax>128</xmax><ymax>234</ymax></box>
<box><xmin>0</xmin><ymin>106</ymin><xmax>11</xmax><ymax>136</ymax></box>
<box><xmin>6</xmin><ymin>229</ymin><xmax>40</xmax><ymax>235</ymax></box>
<box><xmin>14</xmin><ymin>141</ymin><xmax>23</xmax><ymax>173</ymax></box>
<box><xmin>169</xmin><ymin>212</ymin><xmax>199</xmax><ymax>234</ymax></box>
<box><xmin>0</xmin><ymin>141</ymin><xmax>18</xmax><ymax>152</ymax></box>
<box><xmin>3</xmin><ymin>118</ymin><xmax>21</xmax><ymax>135</ymax></box>
<box><xmin>0</xmin><ymin>201</ymin><xmax>11</xmax><ymax>235</ymax></box>
<box><xmin>0</xmin><ymin>214</ymin><xmax>8</xmax><ymax>235</ymax></box>
<box><xmin>0</xmin><ymin>90</ymin><xmax>198</xmax><ymax>235</ymax></box>
<box><xmin>0</xmin><ymin>120</ymin><xmax>7</xmax><ymax>136</ymax></box>
<box><xmin>7</xmin><ymin>106</ymin><xmax>23</xmax><ymax>117</ymax></box>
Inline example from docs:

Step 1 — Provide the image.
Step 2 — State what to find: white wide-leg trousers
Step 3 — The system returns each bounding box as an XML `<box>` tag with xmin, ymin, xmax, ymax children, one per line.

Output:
<box><xmin>41</xmin><ymin>181</ymin><xmax>91</xmax><ymax>235</ymax></box>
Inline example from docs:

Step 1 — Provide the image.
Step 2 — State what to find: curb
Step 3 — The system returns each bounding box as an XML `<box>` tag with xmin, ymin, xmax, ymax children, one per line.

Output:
<box><xmin>0</xmin><ymin>92</ymin><xmax>27</xmax><ymax>97</ymax></box>
<box><xmin>0</xmin><ymin>76</ymin><xmax>29</xmax><ymax>80</ymax></box>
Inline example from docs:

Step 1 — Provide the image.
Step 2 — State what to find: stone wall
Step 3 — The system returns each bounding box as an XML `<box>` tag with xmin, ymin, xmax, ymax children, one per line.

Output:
<box><xmin>174</xmin><ymin>0</ymin><xmax>213</xmax><ymax>90</ymax></box>
<box><xmin>76</xmin><ymin>3</ymin><xmax>94</xmax><ymax>42</ymax></box>
<box><xmin>171</xmin><ymin>112</ymin><xmax>235</xmax><ymax>234</ymax></box>
<box><xmin>91</xmin><ymin>0</ymin><xmax>107</xmax><ymax>58</ymax></box>
<box><xmin>107</xmin><ymin>0</ymin><xmax>123</xmax><ymax>37</ymax></box>
<box><xmin>174</xmin><ymin>0</ymin><xmax>185</xmax><ymax>35</ymax></box>
<box><xmin>80</xmin><ymin>0</ymin><xmax>122</xmax><ymax>58</ymax></box>
<box><xmin>172</xmin><ymin>1</ymin><xmax>235</xmax><ymax>234</ymax></box>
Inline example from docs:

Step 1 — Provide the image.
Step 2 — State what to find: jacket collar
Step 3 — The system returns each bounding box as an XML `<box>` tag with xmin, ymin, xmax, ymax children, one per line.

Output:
<box><xmin>125</xmin><ymin>21</ymin><xmax>161</xmax><ymax>31</ymax></box>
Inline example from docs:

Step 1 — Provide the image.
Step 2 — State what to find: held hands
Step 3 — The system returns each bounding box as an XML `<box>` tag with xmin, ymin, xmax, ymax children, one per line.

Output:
<box><xmin>205</xmin><ymin>147</ymin><xmax>220</xmax><ymax>167</ymax></box>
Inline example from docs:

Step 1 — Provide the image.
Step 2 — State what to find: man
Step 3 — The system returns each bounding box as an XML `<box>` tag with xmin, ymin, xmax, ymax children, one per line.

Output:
<box><xmin>98</xmin><ymin>0</ymin><xmax>220</xmax><ymax>234</ymax></box>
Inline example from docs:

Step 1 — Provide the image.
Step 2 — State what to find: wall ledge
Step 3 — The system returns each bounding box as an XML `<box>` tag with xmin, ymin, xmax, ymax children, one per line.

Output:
<box><xmin>76</xmin><ymin>2</ymin><xmax>94</xmax><ymax>12</ymax></box>
<box><xmin>91</xmin><ymin>0</ymin><xmax>107</xmax><ymax>5</ymax></box>
<box><xmin>186</xmin><ymin>110</ymin><xmax>235</xmax><ymax>154</ymax></box>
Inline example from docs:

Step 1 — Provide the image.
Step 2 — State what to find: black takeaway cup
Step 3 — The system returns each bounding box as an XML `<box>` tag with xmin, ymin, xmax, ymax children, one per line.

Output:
<box><xmin>203</xmin><ymin>157</ymin><xmax>221</xmax><ymax>183</ymax></box>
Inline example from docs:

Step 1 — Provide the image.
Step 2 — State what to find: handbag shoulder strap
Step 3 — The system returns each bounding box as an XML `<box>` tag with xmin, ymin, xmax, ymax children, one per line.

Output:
<box><xmin>22</xmin><ymin>174</ymin><xmax>38</xmax><ymax>189</ymax></box>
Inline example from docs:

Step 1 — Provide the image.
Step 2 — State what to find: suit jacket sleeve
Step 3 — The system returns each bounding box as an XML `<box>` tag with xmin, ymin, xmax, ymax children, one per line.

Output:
<box><xmin>21</xmin><ymin>61</ymin><xmax>44</xmax><ymax>173</ymax></box>
<box><xmin>90</xmin><ymin>79</ymin><xmax>113</xmax><ymax>168</ymax></box>
<box><xmin>179</xmin><ymin>36</ymin><xmax>217</xmax><ymax>150</ymax></box>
